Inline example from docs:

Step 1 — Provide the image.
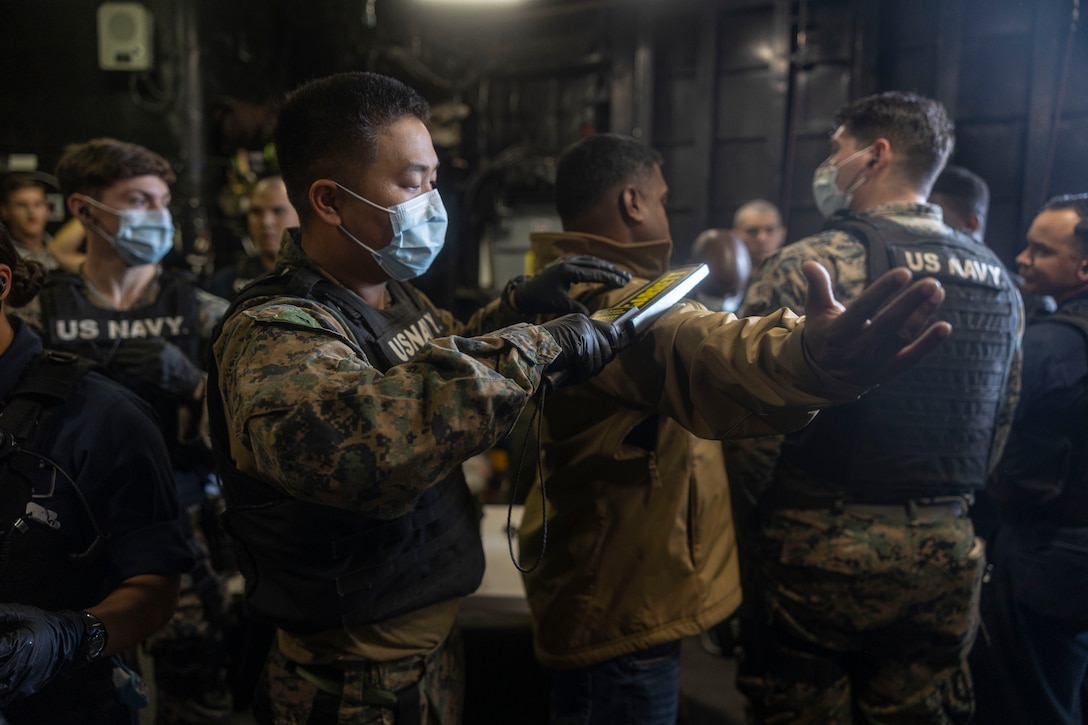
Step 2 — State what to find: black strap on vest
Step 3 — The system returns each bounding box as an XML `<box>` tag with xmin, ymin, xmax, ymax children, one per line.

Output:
<box><xmin>0</xmin><ymin>351</ymin><xmax>109</xmax><ymax>570</ymax></box>
<box><xmin>0</xmin><ymin>351</ymin><xmax>99</xmax><ymax>489</ymax></box>
<box><xmin>225</xmin><ymin>266</ymin><xmax>432</xmax><ymax>370</ymax></box>
<box><xmin>825</xmin><ymin>210</ymin><xmax>897</xmax><ymax>279</ymax></box>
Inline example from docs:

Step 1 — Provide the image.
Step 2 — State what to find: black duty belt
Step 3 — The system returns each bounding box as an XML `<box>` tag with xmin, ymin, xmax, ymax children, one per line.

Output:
<box><xmin>768</xmin><ymin>491</ymin><xmax>973</xmax><ymax>522</ymax></box>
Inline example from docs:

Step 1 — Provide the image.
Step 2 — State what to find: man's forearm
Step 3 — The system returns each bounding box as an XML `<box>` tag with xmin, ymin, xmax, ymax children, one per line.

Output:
<box><xmin>87</xmin><ymin>573</ymin><xmax>180</xmax><ymax>656</ymax></box>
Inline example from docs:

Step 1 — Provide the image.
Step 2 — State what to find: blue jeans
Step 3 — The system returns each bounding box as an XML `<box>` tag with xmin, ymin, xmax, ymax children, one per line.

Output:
<box><xmin>548</xmin><ymin>640</ymin><xmax>682</xmax><ymax>725</ymax></box>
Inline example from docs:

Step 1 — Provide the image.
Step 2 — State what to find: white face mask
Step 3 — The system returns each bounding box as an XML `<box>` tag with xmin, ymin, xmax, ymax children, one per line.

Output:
<box><xmin>334</xmin><ymin>183</ymin><xmax>448</xmax><ymax>281</ymax></box>
<box><xmin>81</xmin><ymin>196</ymin><xmax>175</xmax><ymax>266</ymax></box>
<box><xmin>811</xmin><ymin>145</ymin><xmax>875</xmax><ymax>218</ymax></box>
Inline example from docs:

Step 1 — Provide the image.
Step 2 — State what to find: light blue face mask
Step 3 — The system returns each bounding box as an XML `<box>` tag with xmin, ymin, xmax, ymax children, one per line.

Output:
<box><xmin>811</xmin><ymin>145</ymin><xmax>875</xmax><ymax>218</ymax></box>
<box><xmin>335</xmin><ymin>183</ymin><xmax>448</xmax><ymax>281</ymax></box>
<box><xmin>81</xmin><ymin>196</ymin><xmax>175</xmax><ymax>266</ymax></box>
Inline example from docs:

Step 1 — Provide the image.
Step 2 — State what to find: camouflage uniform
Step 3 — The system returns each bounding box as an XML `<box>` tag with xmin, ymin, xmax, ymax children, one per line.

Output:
<box><xmin>734</xmin><ymin>202</ymin><xmax>1022</xmax><ymax>724</ymax></box>
<box><xmin>254</xmin><ymin>629</ymin><xmax>464</xmax><ymax>725</ymax></box>
<box><xmin>749</xmin><ymin>506</ymin><xmax>984</xmax><ymax>724</ymax></box>
<box><xmin>211</xmin><ymin>233</ymin><xmax>559</xmax><ymax>724</ymax></box>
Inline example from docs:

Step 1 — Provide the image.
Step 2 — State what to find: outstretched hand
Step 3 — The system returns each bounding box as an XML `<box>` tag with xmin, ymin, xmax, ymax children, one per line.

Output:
<box><xmin>801</xmin><ymin>261</ymin><xmax>951</xmax><ymax>387</ymax></box>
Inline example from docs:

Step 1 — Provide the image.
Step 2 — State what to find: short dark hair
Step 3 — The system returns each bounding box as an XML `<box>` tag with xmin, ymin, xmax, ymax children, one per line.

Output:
<box><xmin>0</xmin><ymin>221</ymin><xmax>48</xmax><ymax>306</ymax></box>
<box><xmin>272</xmin><ymin>72</ymin><xmax>430</xmax><ymax>223</ymax></box>
<box><xmin>55</xmin><ymin>138</ymin><xmax>175</xmax><ymax>198</ymax></box>
<box><xmin>1041</xmin><ymin>193</ymin><xmax>1088</xmax><ymax>255</ymax></box>
<box><xmin>834</xmin><ymin>91</ymin><xmax>954</xmax><ymax>193</ymax></box>
<box><xmin>0</xmin><ymin>175</ymin><xmax>47</xmax><ymax>205</ymax></box>
<box><xmin>554</xmin><ymin>134</ymin><xmax>663</xmax><ymax>224</ymax></box>
<box><xmin>931</xmin><ymin>165</ymin><xmax>990</xmax><ymax>221</ymax></box>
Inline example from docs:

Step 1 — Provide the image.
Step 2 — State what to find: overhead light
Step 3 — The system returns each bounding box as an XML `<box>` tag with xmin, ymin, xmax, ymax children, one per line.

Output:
<box><xmin>414</xmin><ymin>0</ymin><xmax>531</xmax><ymax>4</ymax></box>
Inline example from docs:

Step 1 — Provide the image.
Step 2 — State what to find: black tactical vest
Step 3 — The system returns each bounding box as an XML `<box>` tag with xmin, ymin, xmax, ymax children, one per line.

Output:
<box><xmin>206</xmin><ymin>266</ymin><xmax>485</xmax><ymax>634</ymax></box>
<box><xmin>0</xmin><ymin>352</ymin><xmax>110</xmax><ymax>611</ymax></box>
<box><xmin>36</xmin><ymin>269</ymin><xmax>204</xmax><ymax>472</ymax></box>
<box><xmin>994</xmin><ymin>299</ymin><xmax>1088</xmax><ymax>524</ymax></box>
<box><xmin>37</xmin><ymin>269</ymin><xmax>201</xmax><ymax>363</ymax></box>
<box><xmin>778</xmin><ymin>213</ymin><xmax>1022</xmax><ymax>500</ymax></box>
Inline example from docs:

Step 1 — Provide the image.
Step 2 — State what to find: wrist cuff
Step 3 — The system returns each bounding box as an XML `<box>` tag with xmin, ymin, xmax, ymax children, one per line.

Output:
<box><xmin>502</xmin><ymin>275</ymin><xmax>528</xmax><ymax>312</ymax></box>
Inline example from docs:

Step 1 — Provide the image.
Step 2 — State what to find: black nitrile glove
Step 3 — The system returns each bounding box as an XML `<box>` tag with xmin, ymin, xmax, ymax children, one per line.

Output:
<box><xmin>509</xmin><ymin>255</ymin><xmax>631</xmax><ymax>315</ymax></box>
<box><xmin>110</xmin><ymin>338</ymin><xmax>204</xmax><ymax>399</ymax></box>
<box><xmin>540</xmin><ymin>313</ymin><xmax>624</xmax><ymax>387</ymax></box>
<box><xmin>0</xmin><ymin>605</ymin><xmax>87</xmax><ymax>705</ymax></box>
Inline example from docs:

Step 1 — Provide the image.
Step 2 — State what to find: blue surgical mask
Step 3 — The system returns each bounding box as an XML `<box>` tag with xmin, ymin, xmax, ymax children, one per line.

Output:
<box><xmin>811</xmin><ymin>145</ymin><xmax>875</xmax><ymax>218</ymax></box>
<box><xmin>334</xmin><ymin>183</ymin><xmax>448</xmax><ymax>281</ymax></box>
<box><xmin>81</xmin><ymin>196</ymin><xmax>175</xmax><ymax>266</ymax></box>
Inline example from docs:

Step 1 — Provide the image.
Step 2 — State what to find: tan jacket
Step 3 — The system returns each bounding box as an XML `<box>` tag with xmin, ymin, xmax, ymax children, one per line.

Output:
<box><xmin>518</xmin><ymin>231</ymin><xmax>866</xmax><ymax>669</ymax></box>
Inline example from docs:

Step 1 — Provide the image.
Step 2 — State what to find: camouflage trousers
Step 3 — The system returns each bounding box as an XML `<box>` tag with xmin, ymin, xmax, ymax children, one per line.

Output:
<box><xmin>253</xmin><ymin>627</ymin><xmax>464</xmax><ymax>725</ymax></box>
<box><xmin>739</xmin><ymin>504</ymin><xmax>985</xmax><ymax>725</ymax></box>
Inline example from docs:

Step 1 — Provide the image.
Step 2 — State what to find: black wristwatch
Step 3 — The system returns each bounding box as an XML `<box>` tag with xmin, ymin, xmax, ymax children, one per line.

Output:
<box><xmin>79</xmin><ymin>611</ymin><xmax>108</xmax><ymax>663</ymax></box>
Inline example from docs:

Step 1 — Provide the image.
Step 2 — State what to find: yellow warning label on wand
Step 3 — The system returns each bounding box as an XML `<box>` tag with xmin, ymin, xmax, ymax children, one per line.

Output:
<box><xmin>591</xmin><ymin>265</ymin><xmax>708</xmax><ymax>324</ymax></box>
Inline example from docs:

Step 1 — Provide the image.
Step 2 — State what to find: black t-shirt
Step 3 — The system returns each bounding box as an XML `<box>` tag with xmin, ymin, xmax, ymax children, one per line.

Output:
<box><xmin>0</xmin><ymin>319</ymin><xmax>193</xmax><ymax>721</ymax></box>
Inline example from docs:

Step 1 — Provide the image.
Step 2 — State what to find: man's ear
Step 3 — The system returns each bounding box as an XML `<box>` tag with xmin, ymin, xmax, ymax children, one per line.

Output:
<box><xmin>308</xmin><ymin>180</ymin><xmax>342</xmax><ymax>226</ymax></box>
<box><xmin>619</xmin><ymin>185</ymin><xmax>643</xmax><ymax>225</ymax></box>
<box><xmin>964</xmin><ymin>213</ymin><xmax>982</xmax><ymax>234</ymax></box>
<box><xmin>1078</xmin><ymin>254</ymin><xmax>1088</xmax><ymax>283</ymax></box>
<box><xmin>869</xmin><ymin>138</ymin><xmax>892</xmax><ymax>170</ymax></box>
<box><xmin>66</xmin><ymin>195</ymin><xmax>90</xmax><ymax>222</ymax></box>
<box><xmin>0</xmin><ymin>265</ymin><xmax>11</xmax><ymax>302</ymax></box>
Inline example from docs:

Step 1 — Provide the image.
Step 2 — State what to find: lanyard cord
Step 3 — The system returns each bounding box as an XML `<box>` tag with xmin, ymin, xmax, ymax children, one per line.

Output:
<box><xmin>506</xmin><ymin>382</ymin><xmax>548</xmax><ymax>573</ymax></box>
<box><xmin>2</xmin><ymin>447</ymin><xmax>109</xmax><ymax>563</ymax></box>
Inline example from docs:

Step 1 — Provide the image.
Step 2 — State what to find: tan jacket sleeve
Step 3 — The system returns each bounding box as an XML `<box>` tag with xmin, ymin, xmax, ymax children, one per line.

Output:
<box><xmin>586</xmin><ymin>300</ymin><xmax>868</xmax><ymax>440</ymax></box>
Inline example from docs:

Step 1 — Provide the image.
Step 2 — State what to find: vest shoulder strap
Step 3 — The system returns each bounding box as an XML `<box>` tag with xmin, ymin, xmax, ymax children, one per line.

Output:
<box><xmin>0</xmin><ymin>351</ymin><xmax>112</xmax><ymax>571</ymax></box>
<box><xmin>0</xmin><ymin>349</ymin><xmax>102</xmax><ymax>552</ymax></box>
<box><xmin>822</xmin><ymin>212</ymin><xmax>892</xmax><ymax>280</ymax></box>
<box><xmin>0</xmin><ymin>351</ymin><xmax>101</xmax><ymax>466</ymax></box>
<box><xmin>224</xmin><ymin>266</ymin><xmax>435</xmax><ymax>367</ymax></box>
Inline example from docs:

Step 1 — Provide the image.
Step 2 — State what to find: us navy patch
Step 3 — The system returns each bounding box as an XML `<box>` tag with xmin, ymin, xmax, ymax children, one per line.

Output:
<box><xmin>891</xmin><ymin>246</ymin><xmax>1004</xmax><ymax>289</ymax></box>
<box><xmin>52</xmin><ymin>315</ymin><xmax>189</xmax><ymax>341</ymax></box>
<box><xmin>383</xmin><ymin>311</ymin><xmax>443</xmax><ymax>363</ymax></box>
